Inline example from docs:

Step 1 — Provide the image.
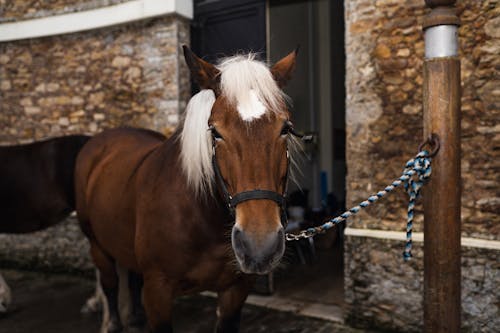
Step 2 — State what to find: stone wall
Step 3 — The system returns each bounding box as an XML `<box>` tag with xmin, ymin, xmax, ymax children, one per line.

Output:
<box><xmin>0</xmin><ymin>216</ymin><xmax>93</xmax><ymax>274</ymax></box>
<box><xmin>345</xmin><ymin>0</ymin><xmax>499</xmax><ymax>238</ymax></box>
<box><xmin>345</xmin><ymin>236</ymin><xmax>499</xmax><ymax>333</ymax></box>
<box><xmin>0</xmin><ymin>15</ymin><xmax>190</xmax><ymax>144</ymax></box>
<box><xmin>345</xmin><ymin>0</ymin><xmax>499</xmax><ymax>331</ymax></box>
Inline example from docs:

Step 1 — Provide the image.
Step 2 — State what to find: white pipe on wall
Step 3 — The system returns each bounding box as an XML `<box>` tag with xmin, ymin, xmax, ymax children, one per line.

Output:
<box><xmin>0</xmin><ymin>0</ymin><xmax>193</xmax><ymax>42</ymax></box>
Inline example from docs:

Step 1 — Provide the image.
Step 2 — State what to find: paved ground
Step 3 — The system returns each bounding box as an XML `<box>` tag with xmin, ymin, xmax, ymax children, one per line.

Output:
<box><xmin>0</xmin><ymin>269</ymin><xmax>376</xmax><ymax>333</ymax></box>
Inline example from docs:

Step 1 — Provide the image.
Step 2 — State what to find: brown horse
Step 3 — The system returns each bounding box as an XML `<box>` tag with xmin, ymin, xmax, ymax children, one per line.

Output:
<box><xmin>75</xmin><ymin>46</ymin><xmax>298</xmax><ymax>333</ymax></box>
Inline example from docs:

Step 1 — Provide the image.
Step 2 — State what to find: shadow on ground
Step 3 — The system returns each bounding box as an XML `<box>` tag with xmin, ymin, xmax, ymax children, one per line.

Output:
<box><xmin>0</xmin><ymin>269</ymin><xmax>372</xmax><ymax>333</ymax></box>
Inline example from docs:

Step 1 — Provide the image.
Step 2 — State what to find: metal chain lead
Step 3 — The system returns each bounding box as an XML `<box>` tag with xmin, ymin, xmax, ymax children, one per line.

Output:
<box><xmin>285</xmin><ymin>150</ymin><xmax>433</xmax><ymax>261</ymax></box>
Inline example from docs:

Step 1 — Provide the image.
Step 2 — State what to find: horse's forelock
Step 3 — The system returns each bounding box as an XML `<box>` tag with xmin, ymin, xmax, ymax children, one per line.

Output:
<box><xmin>217</xmin><ymin>54</ymin><xmax>288</xmax><ymax>121</ymax></box>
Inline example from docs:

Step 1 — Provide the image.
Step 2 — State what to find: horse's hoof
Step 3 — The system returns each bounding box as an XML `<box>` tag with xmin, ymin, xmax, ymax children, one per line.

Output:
<box><xmin>81</xmin><ymin>294</ymin><xmax>102</xmax><ymax>314</ymax></box>
<box><xmin>0</xmin><ymin>301</ymin><xmax>7</xmax><ymax>313</ymax></box>
<box><xmin>0</xmin><ymin>276</ymin><xmax>12</xmax><ymax>314</ymax></box>
<box><xmin>0</xmin><ymin>295</ymin><xmax>11</xmax><ymax>314</ymax></box>
<box><xmin>103</xmin><ymin>320</ymin><xmax>123</xmax><ymax>333</ymax></box>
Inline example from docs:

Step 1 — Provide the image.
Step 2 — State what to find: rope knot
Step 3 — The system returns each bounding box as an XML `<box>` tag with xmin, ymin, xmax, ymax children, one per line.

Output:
<box><xmin>402</xmin><ymin>150</ymin><xmax>433</xmax><ymax>261</ymax></box>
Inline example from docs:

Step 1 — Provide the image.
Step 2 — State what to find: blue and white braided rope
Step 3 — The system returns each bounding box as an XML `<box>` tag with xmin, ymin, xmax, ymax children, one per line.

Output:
<box><xmin>285</xmin><ymin>150</ymin><xmax>433</xmax><ymax>261</ymax></box>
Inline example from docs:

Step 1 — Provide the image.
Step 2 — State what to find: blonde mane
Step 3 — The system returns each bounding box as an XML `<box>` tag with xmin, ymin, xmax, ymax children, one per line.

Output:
<box><xmin>179</xmin><ymin>89</ymin><xmax>216</xmax><ymax>195</ymax></box>
<box><xmin>179</xmin><ymin>54</ymin><xmax>296</xmax><ymax>195</ymax></box>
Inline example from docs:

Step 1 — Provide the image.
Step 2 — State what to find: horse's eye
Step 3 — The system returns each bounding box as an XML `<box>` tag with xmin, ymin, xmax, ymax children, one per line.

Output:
<box><xmin>209</xmin><ymin>126</ymin><xmax>223</xmax><ymax>141</ymax></box>
<box><xmin>280</xmin><ymin>121</ymin><xmax>292</xmax><ymax>136</ymax></box>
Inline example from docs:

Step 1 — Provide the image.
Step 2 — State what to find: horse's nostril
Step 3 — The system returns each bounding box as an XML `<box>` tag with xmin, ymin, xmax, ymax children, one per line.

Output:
<box><xmin>232</xmin><ymin>227</ymin><xmax>248</xmax><ymax>253</ymax></box>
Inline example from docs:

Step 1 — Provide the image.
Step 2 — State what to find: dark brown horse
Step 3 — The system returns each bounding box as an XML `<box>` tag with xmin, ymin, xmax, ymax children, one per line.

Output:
<box><xmin>0</xmin><ymin>135</ymin><xmax>90</xmax><ymax>233</ymax></box>
<box><xmin>75</xmin><ymin>46</ymin><xmax>298</xmax><ymax>333</ymax></box>
<box><xmin>0</xmin><ymin>135</ymin><xmax>90</xmax><ymax>311</ymax></box>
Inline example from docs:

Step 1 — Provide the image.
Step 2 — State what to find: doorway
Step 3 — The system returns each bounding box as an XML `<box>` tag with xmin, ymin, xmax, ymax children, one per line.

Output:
<box><xmin>267</xmin><ymin>0</ymin><xmax>346</xmax><ymax>311</ymax></box>
<box><xmin>191</xmin><ymin>0</ymin><xmax>347</xmax><ymax>315</ymax></box>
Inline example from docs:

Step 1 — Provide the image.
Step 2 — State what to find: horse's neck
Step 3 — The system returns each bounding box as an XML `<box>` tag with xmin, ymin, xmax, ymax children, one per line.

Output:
<box><xmin>156</xmin><ymin>137</ymin><xmax>228</xmax><ymax>217</ymax></box>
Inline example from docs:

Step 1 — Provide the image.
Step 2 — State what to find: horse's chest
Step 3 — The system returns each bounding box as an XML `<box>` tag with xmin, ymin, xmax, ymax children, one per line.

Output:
<box><xmin>181</xmin><ymin>245</ymin><xmax>239</xmax><ymax>293</ymax></box>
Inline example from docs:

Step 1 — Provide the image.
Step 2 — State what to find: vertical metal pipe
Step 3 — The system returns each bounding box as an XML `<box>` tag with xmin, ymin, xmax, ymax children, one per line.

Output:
<box><xmin>422</xmin><ymin>1</ymin><xmax>461</xmax><ymax>332</ymax></box>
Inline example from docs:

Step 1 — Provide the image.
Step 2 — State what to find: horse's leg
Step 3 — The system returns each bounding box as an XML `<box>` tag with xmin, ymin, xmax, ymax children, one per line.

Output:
<box><xmin>215</xmin><ymin>277</ymin><xmax>254</xmax><ymax>333</ymax></box>
<box><xmin>142</xmin><ymin>271</ymin><xmax>174</xmax><ymax>333</ymax></box>
<box><xmin>113</xmin><ymin>264</ymin><xmax>145</xmax><ymax>332</ymax></box>
<box><xmin>127</xmin><ymin>270</ymin><xmax>146</xmax><ymax>330</ymax></box>
<box><xmin>0</xmin><ymin>273</ymin><xmax>12</xmax><ymax>313</ymax></box>
<box><xmin>90</xmin><ymin>242</ymin><xmax>123</xmax><ymax>333</ymax></box>
<box><xmin>81</xmin><ymin>269</ymin><xmax>104</xmax><ymax>314</ymax></box>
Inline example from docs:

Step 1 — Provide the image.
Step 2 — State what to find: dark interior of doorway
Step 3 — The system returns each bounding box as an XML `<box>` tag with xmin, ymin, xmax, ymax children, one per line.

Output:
<box><xmin>191</xmin><ymin>0</ymin><xmax>346</xmax><ymax>311</ymax></box>
<box><xmin>266</xmin><ymin>0</ymin><xmax>346</xmax><ymax>310</ymax></box>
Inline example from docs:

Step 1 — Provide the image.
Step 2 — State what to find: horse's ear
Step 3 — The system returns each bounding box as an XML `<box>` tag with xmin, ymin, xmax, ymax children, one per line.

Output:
<box><xmin>183</xmin><ymin>45</ymin><xmax>220</xmax><ymax>93</ymax></box>
<box><xmin>271</xmin><ymin>46</ymin><xmax>299</xmax><ymax>88</ymax></box>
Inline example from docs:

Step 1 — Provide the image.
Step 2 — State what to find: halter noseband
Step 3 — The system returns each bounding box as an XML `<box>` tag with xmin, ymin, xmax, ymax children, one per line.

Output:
<box><xmin>210</xmin><ymin>122</ymin><xmax>302</xmax><ymax>228</ymax></box>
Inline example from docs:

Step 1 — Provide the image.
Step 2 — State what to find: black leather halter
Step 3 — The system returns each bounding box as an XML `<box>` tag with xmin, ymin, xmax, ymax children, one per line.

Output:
<box><xmin>211</xmin><ymin>127</ymin><xmax>293</xmax><ymax>228</ymax></box>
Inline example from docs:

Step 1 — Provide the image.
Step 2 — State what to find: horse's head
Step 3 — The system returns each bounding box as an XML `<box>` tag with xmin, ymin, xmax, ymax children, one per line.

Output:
<box><xmin>181</xmin><ymin>46</ymin><xmax>298</xmax><ymax>275</ymax></box>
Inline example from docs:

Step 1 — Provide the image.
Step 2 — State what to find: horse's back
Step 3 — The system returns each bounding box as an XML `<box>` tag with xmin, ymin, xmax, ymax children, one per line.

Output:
<box><xmin>75</xmin><ymin>127</ymin><xmax>165</xmax><ymax>214</ymax></box>
<box><xmin>0</xmin><ymin>135</ymin><xmax>91</xmax><ymax>233</ymax></box>
<box><xmin>75</xmin><ymin>128</ymin><xmax>166</xmax><ymax>269</ymax></box>
<box><xmin>75</xmin><ymin>127</ymin><xmax>165</xmax><ymax>185</ymax></box>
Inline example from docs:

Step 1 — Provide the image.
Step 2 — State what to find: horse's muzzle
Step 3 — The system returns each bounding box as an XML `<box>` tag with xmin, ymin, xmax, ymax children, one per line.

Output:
<box><xmin>231</xmin><ymin>225</ymin><xmax>285</xmax><ymax>275</ymax></box>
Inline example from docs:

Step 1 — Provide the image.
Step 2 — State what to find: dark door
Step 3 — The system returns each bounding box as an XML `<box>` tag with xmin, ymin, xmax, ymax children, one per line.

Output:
<box><xmin>191</xmin><ymin>0</ymin><xmax>267</xmax><ymax>66</ymax></box>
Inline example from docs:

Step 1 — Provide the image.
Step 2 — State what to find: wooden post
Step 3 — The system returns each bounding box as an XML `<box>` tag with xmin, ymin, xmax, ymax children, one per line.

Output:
<box><xmin>422</xmin><ymin>1</ymin><xmax>461</xmax><ymax>332</ymax></box>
